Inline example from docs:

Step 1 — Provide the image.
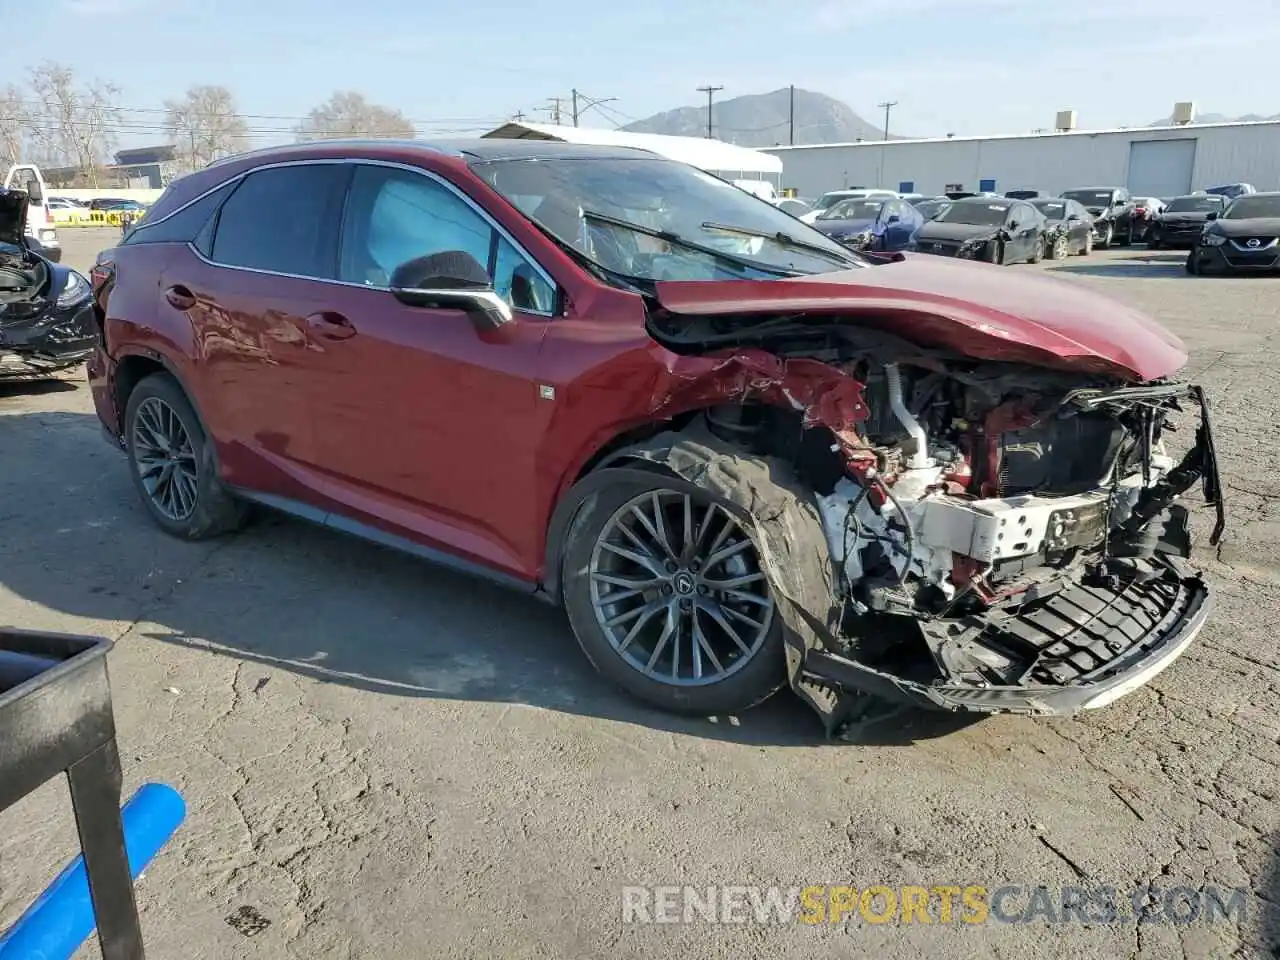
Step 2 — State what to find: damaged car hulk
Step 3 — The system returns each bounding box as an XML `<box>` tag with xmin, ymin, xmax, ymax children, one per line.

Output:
<box><xmin>87</xmin><ymin>140</ymin><xmax>1225</xmax><ymax>736</ymax></box>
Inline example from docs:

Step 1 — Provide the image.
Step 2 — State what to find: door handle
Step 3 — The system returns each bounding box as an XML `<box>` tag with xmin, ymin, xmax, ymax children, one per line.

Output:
<box><xmin>305</xmin><ymin>312</ymin><xmax>357</xmax><ymax>341</ymax></box>
<box><xmin>164</xmin><ymin>285</ymin><xmax>196</xmax><ymax>310</ymax></box>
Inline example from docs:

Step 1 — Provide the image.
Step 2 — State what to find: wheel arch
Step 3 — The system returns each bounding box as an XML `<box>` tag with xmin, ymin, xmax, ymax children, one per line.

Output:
<box><xmin>114</xmin><ymin>348</ymin><xmax>221</xmax><ymax>472</ymax></box>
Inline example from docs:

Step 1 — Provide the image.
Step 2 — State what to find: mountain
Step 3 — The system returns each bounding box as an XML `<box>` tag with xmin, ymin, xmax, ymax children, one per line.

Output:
<box><xmin>1148</xmin><ymin>111</ymin><xmax>1280</xmax><ymax>125</ymax></box>
<box><xmin>621</xmin><ymin>88</ymin><xmax>905</xmax><ymax>147</ymax></box>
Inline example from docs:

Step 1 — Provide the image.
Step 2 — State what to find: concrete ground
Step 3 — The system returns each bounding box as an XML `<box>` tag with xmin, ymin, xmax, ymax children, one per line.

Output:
<box><xmin>1</xmin><ymin>227</ymin><xmax>1277</xmax><ymax>959</ymax></box>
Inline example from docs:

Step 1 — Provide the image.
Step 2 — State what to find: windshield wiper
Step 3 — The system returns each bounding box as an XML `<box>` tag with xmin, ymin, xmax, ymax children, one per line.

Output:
<box><xmin>580</xmin><ymin>209</ymin><xmax>798</xmax><ymax>277</ymax></box>
<box><xmin>700</xmin><ymin>221</ymin><xmax>863</xmax><ymax>267</ymax></box>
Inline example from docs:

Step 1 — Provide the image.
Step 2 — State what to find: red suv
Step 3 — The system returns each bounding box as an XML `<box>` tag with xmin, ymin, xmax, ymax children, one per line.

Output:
<box><xmin>88</xmin><ymin>139</ymin><xmax>1224</xmax><ymax>734</ymax></box>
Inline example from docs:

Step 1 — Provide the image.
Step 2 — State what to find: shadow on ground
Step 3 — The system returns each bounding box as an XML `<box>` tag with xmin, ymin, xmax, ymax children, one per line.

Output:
<box><xmin>0</xmin><ymin>378</ymin><xmax>80</xmax><ymax>400</ymax></box>
<box><xmin>0</xmin><ymin>410</ymin><xmax>981</xmax><ymax>748</ymax></box>
<box><xmin>1046</xmin><ymin>252</ymin><xmax>1192</xmax><ymax>279</ymax></box>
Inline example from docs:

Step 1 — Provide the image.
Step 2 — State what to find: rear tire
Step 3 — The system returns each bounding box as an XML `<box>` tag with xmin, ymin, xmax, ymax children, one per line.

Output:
<box><xmin>1148</xmin><ymin>232</ymin><xmax>1161</xmax><ymax>250</ymax></box>
<box><xmin>561</xmin><ymin>471</ymin><xmax>787</xmax><ymax>716</ymax></box>
<box><xmin>124</xmin><ymin>373</ymin><xmax>249</xmax><ymax>540</ymax></box>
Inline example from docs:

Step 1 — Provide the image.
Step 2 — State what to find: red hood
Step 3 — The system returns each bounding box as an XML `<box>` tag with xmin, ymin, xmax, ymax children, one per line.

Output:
<box><xmin>652</xmin><ymin>253</ymin><xmax>1187</xmax><ymax>382</ymax></box>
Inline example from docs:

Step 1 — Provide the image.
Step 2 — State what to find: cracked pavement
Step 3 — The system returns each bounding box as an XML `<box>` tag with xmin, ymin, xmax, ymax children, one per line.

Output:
<box><xmin>0</xmin><ymin>231</ymin><xmax>1277</xmax><ymax>959</ymax></box>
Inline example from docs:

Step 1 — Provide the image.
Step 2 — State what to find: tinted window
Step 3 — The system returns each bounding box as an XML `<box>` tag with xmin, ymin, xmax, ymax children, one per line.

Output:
<box><xmin>935</xmin><ymin>200</ymin><xmax>1009</xmax><ymax>226</ymax></box>
<box><xmin>1165</xmin><ymin>196</ymin><xmax>1225</xmax><ymax>213</ymax></box>
<box><xmin>210</xmin><ymin>164</ymin><xmax>347</xmax><ymax>278</ymax></box>
<box><xmin>1223</xmin><ymin>196</ymin><xmax>1280</xmax><ymax>219</ymax></box>
<box><xmin>339</xmin><ymin>165</ymin><xmax>556</xmax><ymax>314</ymax></box>
<box><xmin>123</xmin><ymin>181</ymin><xmax>235</xmax><ymax>246</ymax></box>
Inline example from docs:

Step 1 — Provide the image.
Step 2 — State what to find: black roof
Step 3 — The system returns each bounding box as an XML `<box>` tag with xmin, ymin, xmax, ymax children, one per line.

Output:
<box><xmin>208</xmin><ymin>137</ymin><xmax>659</xmax><ymax>169</ymax></box>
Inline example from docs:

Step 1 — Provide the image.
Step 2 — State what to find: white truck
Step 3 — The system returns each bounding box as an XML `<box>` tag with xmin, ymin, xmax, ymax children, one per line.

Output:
<box><xmin>3</xmin><ymin>164</ymin><xmax>61</xmax><ymax>262</ymax></box>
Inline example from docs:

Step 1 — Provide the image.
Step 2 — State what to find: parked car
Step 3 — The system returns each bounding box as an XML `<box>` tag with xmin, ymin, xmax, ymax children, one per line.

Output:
<box><xmin>809</xmin><ymin>196</ymin><xmax>923</xmax><ymax>252</ymax></box>
<box><xmin>89</xmin><ymin>138</ymin><xmax>1224</xmax><ymax>729</ymax></box>
<box><xmin>911</xmin><ymin>196</ymin><xmax>1048</xmax><ymax>264</ymax></box>
<box><xmin>911</xmin><ymin>197</ymin><xmax>951</xmax><ymax>221</ymax></box>
<box><xmin>45</xmin><ymin>196</ymin><xmax>92</xmax><ymax>224</ymax></box>
<box><xmin>1186</xmin><ymin>191</ymin><xmax>1280</xmax><ymax>275</ymax></box>
<box><xmin>0</xmin><ymin>188</ymin><xmax>96</xmax><ymax>379</ymax></box>
<box><xmin>799</xmin><ymin>188</ymin><xmax>899</xmax><ymax>224</ymax></box>
<box><xmin>1029</xmin><ymin>198</ymin><xmax>1094</xmax><ymax>258</ymax></box>
<box><xmin>1060</xmin><ymin>187</ymin><xmax>1137</xmax><ymax>247</ymax></box>
<box><xmin>1203</xmin><ymin>183</ymin><xmax>1256</xmax><ymax>200</ymax></box>
<box><xmin>1147</xmin><ymin>194</ymin><xmax>1226</xmax><ymax>249</ymax></box>
<box><xmin>775</xmin><ymin>198</ymin><xmax>811</xmax><ymax>218</ymax></box>
<box><xmin>88</xmin><ymin>197</ymin><xmax>132</xmax><ymax>211</ymax></box>
<box><xmin>1004</xmin><ymin>189</ymin><xmax>1042</xmax><ymax>200</ymax></box>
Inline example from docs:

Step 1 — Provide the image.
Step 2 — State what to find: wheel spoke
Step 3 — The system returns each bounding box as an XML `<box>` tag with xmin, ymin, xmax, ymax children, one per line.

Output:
<box><xmin>703</xmin><ymin>537</ymin><xmax>753</xmax><ymax>570</ymax></box>
<box><xmin>691</xmin><ymin>616</ymin><xmax>723</xmax><ymax>678</ymax></box>
<box><xmin>645</xmin><ymin>603</ymin><xmax>679</xmax><ymax>672</ymax></box>
<box><xmin>703</xmin><ymin>571</ymin><xmax>766</xmax><ymax>590</ymax></box>
<box><xmin>698</xmin><ymin>597</ymin><xmax>752</xmax><ymax>655</ymax></box>
<box><xmin>599</xmin><ymin>540</ymin><xmax>666</xmax><ymax>577</ymax></box>
<box><xmin>617</xmin><ymin>598</ymin><xmax>667</xmax><ymax>653</ymax></box>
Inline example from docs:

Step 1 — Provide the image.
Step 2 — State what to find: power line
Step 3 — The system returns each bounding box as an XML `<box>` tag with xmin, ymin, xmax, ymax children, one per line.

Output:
<box><xmin>696</xmin><ymin>85</ymin><xmax>723</xmax><ymax>139</ymax></box>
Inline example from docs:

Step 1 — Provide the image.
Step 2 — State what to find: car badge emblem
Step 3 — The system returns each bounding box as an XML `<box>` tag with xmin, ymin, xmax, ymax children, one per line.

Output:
<box><xmin>1247</xmin><ymin>238</ymin><xmax>1261</xmax><ymax>248</ymax></box>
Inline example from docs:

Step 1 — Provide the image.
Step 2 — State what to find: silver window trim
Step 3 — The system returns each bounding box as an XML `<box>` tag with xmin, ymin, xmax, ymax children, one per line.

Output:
<box><xmin>150</xmin><ymin>156</ymin><xmax>560</xmax><ymax>318</ymax></box>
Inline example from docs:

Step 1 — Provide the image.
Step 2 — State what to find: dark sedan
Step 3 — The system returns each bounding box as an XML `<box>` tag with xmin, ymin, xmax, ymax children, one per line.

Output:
<box><xmin>0</xmin><ymin>189</ymin><xmax>96</xmax><ymax>380</ymax></box>
<box><xmin>1187</xmin><ymin>192</ymin><xmax>1280</xmax><ymax>275</ymax></box>
<box><xmin>911</xmin><ymin>197</ymin><xmax>1047</xmax><ymax>264</ymax></box>
<box><xmin>1148</xmin><ymin>195</ymin><xmax>1226</xmax><ymax>249</ymax></box>
<box><xmin>1030</xmin><ymin>198</ymin><xmax>1093</xmax><ymax>259</ymax></box>
<box><xmin>810</xmin><ymin>196</ymin><xmax>923</xmax><ymax>252</ymax></box>
<box><xmin>912</xmin><ymin>197</ymin><xmax>951</xmax><ymax>221</ymax></box>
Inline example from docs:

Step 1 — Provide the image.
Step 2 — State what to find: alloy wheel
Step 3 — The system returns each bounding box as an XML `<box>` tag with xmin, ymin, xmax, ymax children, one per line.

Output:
<box><xmin>131</xmin><ymin>396</ymin><xmax>199</xmax><ymax>521</ymax></box>
<box><xmin>1054</xmin><ymin>236</ymin><xmax>1068</xmax><ymax>259</ymax></box>
<box><xmin>588</xmin><ymin>490</ymin><xmax>775</xmax><ymax>686</ymax></box>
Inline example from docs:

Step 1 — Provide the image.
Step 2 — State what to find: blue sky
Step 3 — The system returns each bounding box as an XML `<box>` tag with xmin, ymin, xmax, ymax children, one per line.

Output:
<box><xmin>23</xmin><ymin>0</ymin><xmax>1280</xmax><ymax>150</ymax></box>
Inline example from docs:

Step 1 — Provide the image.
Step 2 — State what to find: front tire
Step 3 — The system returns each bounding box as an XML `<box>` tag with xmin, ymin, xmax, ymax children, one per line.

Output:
<box><xmin>562</xmin><ymin>476</ymin><xmax>786</xmax><ymax>716</ymax></box>
<box><xmin>1097</xmin><ymin>221</ymin><xmax>1114</xmax><ymax>249</ymax></box>
<box><xmin>1079</xmin><ymin>232</ymin><xmax>1093</xmax><ymax>256</ymax></box>
<box><xmin>124</xmin><ymin>373</ymin><xmax>248</xmax><ymax>540</ymax></box>
<box><xmin>1050</xmin><ymin>235</ymin><xmax>1069</xmax><ymax>260</ymax></box>
<box><xmin>1148</xmin><ymin>232</ymin><xmax>1161</xmax><ymax>250</ymax></box>
<box><xmin>1028</xmin><ymin>235</ymin><xmax>1045</xmax><ymax>264</ymax></box>
<box><xmin>985</xmin><ymin>239</ymin><xmax>1002</xmax><ymax>264</ymax></box>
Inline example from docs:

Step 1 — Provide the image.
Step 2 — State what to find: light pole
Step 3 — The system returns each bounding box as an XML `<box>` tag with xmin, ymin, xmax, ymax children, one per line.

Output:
<box><xmin>696</xmin><ymin>85</ymin><xmax>724</xmax><ymax>138</ymax></box>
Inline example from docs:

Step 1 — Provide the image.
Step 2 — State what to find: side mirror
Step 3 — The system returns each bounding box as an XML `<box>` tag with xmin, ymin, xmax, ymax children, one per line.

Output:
<box><xmin>1066</xmin><ymin>213</ymin><xmax>1081</xmax><ymax>222</ymax></box>
<box><xmin>1007</xmin><ymin>219</ymin><xmax>1021</xmax><ymax>231</ymax></box>
<box><xmin>25</xmin><ymin>180</ymin><xmax>43</xmax><ymax>203</ymax></box>
<box><xmin>886</xmin><ymin>214</ymin><xmax>901</xmax><ymax>224</ymax></box>
<box><xmin>388</xmin><ymin>251</ymin><xmax>513</xmax><ymax>331</ymax></box>
<box><xmin>1205</xmin><ymin>212</ymin><xmax>1218</xmax><ymax>221</ymax></box>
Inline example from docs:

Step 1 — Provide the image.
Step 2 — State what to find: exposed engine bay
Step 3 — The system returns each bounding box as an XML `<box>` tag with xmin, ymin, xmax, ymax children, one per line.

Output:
<box><xmin>645</xmin><ymin>308</ymin><xmax>1225</xmax><ymax>727</ymax></box>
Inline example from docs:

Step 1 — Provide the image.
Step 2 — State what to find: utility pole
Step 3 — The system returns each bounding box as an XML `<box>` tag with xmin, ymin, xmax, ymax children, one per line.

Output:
<box><xmin>877</xmin><ymin>100</ymin><xmax>898</xmax><ymax>140</ymax></box>
<box><xmin>789</xmin><ymin>84</ymin><xmax>795</xmax><ymax>145</ymax></box>
<box><xmin>571</xmin><ymin>90</ymin><xmax>618</xmax><ymax>127</ymax></box>
<box><xmin>544</xmin><ymin>96</ymin><xmax>565</xmax><ymax>125</ymax></box>
<box><xmin>512</xmin><ymin>110</ymin><xmax>526</xmax><ymax>122</ymax></box>
<box><xmin>696</xmin><ymin>85</ymin><xmax>723</xmax><ymax>138</ymax></box>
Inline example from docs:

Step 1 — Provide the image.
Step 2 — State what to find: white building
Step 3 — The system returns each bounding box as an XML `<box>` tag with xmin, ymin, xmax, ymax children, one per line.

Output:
<box><xmin>763</xmin><ymin>118</ymin><xmax>1280</xmax><ymax>199</ymax></box>
<box><xmin>483</xmin><ymin>121</ymin><xmax>784</xmax><ymax>193</ymax></box>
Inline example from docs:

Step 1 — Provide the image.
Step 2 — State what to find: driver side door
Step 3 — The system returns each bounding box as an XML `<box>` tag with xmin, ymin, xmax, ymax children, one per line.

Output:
<box><xmin>1005</xmin><ymin>202</ymin><xmax>1035</xmax><ymax>261</ymax></box>
<box><xmin>306</xmin><ymin>162</ymin><xmax>560</xmax><ymax>578</ymax></box>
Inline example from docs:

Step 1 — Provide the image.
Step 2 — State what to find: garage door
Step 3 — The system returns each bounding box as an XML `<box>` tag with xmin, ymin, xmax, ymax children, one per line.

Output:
<box><xmin>1127</xmin><ymin>139</ymin><xmax>1196</xmax><ymax>197</ymax></box>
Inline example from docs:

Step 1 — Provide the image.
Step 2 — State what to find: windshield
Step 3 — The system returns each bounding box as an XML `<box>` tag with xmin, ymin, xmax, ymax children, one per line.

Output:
<box><xmin>914</xmin><ymin>199</ymin><xmax>950</xmax><ymax>219</ymax></box>
<box><xmin>819</xmin><ymin>199</ymin><xmax>884</xmax><ymax>221</ymax></box>
<box><xmin>1062</xmin><ymin>190</ymin><xmax>1114</xmax><ymax>207</ymax></box>
<box><xmin>934</xmin><ymin>200</ymin><xmax>1010</xmax><ymax>226</ymax></box>
<box><xmin>471</xmin><ymin>157</ymin><xmax>861</xmax><ymax>282</ymax></box>
<box><xmin>1032</xmin><ymin>201</ymin><xmax>1066</xmax><ymax>218</ymax></box>
<box><xmin>1166</xmin><ymin>196</ymin><xmax>1224</xmax><ymax>213</ymax></box>
<box><xmin>1223</xmin><ymin>196</ymin><xmax>1280</xmax><ymax>219</ymax></box>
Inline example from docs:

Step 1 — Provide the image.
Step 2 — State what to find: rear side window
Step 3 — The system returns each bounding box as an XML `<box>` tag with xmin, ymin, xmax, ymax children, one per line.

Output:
<box><xmin>122</xmin><ymin>181</ymin><xmax>236</xmax><ymax>246</ymax></box>
<box><xmin>210</xmin><ymin>164</ymin><xmax>348</xmax><ymax>278</ymax></box>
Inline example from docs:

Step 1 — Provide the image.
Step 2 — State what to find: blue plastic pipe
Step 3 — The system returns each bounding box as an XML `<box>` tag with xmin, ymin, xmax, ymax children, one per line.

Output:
<box><xmin>0</xmin><ymin>782</ymin><xmax>186</xmax><ymax>960</ymax></box>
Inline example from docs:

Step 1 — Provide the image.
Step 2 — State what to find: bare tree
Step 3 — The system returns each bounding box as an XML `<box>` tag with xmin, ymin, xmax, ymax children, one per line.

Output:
<box><xmin>1</xmin><ymin>84</ymin><xmax>28</xmax><ymax>169</ymax></box>
<box><xmin>25</xmin><ymin>62</ymin><xmax>121</xmax><ymax>185</ymax></box>
<box><xmin>294</xmin><ymin>91</ymin><xmax>416</xmax><ymax>142</ymax></box>
<box><xmin>165</xmin><ymin>85</ymin><xmax>250</xmax><ymax>171</ymax></box>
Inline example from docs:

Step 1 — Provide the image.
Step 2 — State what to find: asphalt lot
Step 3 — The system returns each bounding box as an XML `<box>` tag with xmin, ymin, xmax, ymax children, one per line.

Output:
<box><xmin>2</xmin><ymin>227</ymin><xmax>1278</xmax><ymax>959</ymax></box>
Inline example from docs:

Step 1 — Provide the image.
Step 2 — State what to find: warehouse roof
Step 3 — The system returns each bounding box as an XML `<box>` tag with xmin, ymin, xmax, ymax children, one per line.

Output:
<box><xmin>765</xmin><ymin>117</ymin><xmax>1280</xmax><ymax>152</ymax></box>
<box><xmin>483</xmin><ymin>121</ymin><xmax>783</xmax><ymax>175</ymax></box>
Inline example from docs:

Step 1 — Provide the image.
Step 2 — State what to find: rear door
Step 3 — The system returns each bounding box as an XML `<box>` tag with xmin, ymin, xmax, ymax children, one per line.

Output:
<box><xmin>165</xmin><ymin>162</ymin><xmax>351</xmax><ymax>494</ymax></box>
<box><xmin>303</xmin><ymin>161</ymin><xmax>559</xmax><ymax>576</ymax></box>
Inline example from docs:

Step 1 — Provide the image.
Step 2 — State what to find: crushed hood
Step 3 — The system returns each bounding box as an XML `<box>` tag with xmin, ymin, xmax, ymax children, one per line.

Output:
<box><xmin>916</xmin><ymin>221</ymin><xmax>1000</xmax><ymax>243</ymax></box>
<box><xmin>0</xmin><ymin>190</ymin><xmax>28</xmax><ymax>247</ymax></box>
<box><xmin>813</xmin><ymin>217</ymin><xmax>877</xmax><ymax>237</ymax></box>
<box><xmin>652</xmin><ymin>255</ymin><xmax>1188</xmax><ymax>382</ymax></box>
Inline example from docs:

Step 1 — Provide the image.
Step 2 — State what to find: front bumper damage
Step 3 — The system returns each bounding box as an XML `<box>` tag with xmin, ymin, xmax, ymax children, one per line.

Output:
<box><xmin>621</xmin><ymin>380</ymin><xmax>1224</xmax><ymax>736</ymax></box>
<box><xmin>0</xmin><ymin>301</ymin><xmax>96</xmax><ymax>379</ymax></box>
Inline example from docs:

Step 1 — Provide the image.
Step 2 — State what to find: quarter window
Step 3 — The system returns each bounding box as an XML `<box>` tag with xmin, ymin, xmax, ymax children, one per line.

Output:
<box><xmin>338</xmin><ymin>165</ymin><xmax>556</xmax><ymax>314</ymax></box>
<box><xmin>209</xmin><ymin>164</ymin><xmax>347</xmax><ymax>278</ymax></box>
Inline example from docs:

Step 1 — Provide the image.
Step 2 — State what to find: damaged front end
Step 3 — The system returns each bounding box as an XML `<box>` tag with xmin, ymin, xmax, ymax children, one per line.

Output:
<box><xmin>639</xmin><ymin>307</ymin><xmax>1225</xmax><ymax>733</ymax></box>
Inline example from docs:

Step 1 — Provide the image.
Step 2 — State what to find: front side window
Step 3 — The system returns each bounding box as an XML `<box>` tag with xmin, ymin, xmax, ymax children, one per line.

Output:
<box><xmin>210</xmin><ymin>164</ymin><xmax>347</xmax><ymax>278</ymax></box>
<box><xmin>338</xmin><ymin>165</ymin><xmax>555</xmax><ymax>314</ymax></box>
